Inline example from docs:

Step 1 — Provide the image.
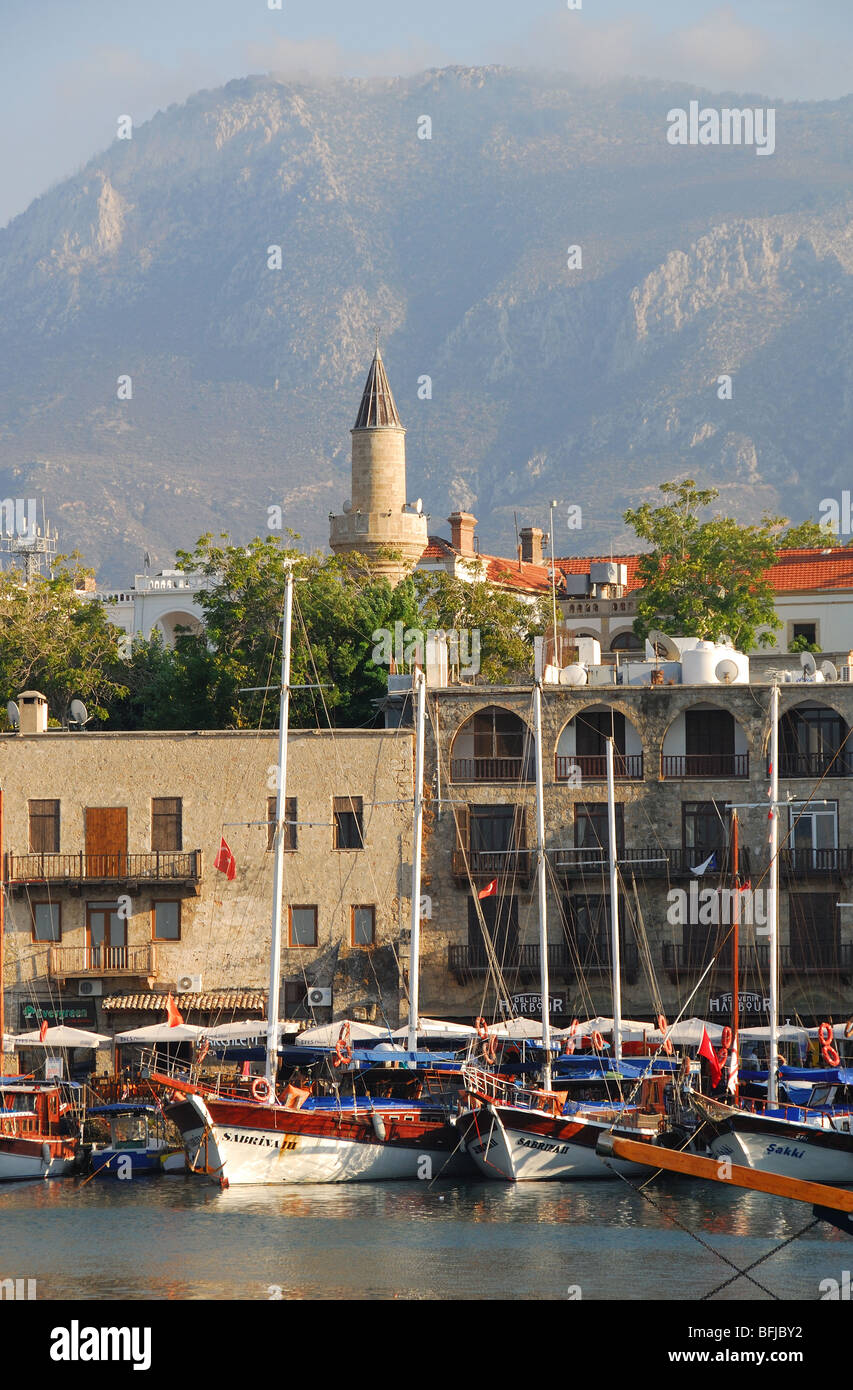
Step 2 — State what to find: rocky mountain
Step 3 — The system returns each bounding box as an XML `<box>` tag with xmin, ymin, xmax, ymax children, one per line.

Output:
<box><xmin>0</xmin><ymin>67</ymin><xmax>852</xmax><ymax>581</ymax></box>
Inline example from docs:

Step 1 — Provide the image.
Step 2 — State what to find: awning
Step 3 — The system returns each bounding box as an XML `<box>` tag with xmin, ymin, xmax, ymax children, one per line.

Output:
<box><xmin>102</xmin><ymin>991</ymin><xmax>267</xmax><ymax>1013</ymax></box>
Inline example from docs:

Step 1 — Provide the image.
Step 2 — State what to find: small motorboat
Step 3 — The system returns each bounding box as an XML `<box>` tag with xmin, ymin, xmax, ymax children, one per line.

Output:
<box><xmin>86</xmin><ymin>1102</ymin><xmax>186</xmax><ymax>1177</ymax></box>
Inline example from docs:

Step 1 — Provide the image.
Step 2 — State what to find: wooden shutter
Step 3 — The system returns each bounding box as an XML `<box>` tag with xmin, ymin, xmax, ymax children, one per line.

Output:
<box><xmin>152</xmin><ymin>797</ymin><xmax>182</xmax><ymax>851</ymax></box>
<box><xmin>28</xmin><ymin>800</ymin><xmax>59</xmax><ymax>853</ymax></box>
<box><xmin>85</xmin><ymin>807</ymin><xmax>128</xmax><ymax>877</ymax></box>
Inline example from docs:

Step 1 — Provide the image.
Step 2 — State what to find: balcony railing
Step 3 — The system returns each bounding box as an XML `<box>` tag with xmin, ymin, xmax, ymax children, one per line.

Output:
<box><xmin>48</xmin><ymin>943</ymin><xmax>157</xmax><ymax>979</ymax></box>
<box><xmin>6</xmin><ymin>851</ymin><xmax>203</xmax><ymax>887</ymax></box>
<box><xmin>779</xmin><ymin>846</ymin><xmax>853</xmax><ymax>877</ymax></box>
<box><xmin>661</xmin><ymin>753</ymin><xmax>749</xmax><ymax>779</ymax></box>
<box><xmin>450</xmin><ymin>757</ymin><xmax>533</xmax><ymax>783</ymax></box>
<box><xmin>448</xmin><ymin>943</ymin><xmax>568</xmax><ymax>983</ymax></box>
<box><xmin>550</xmin><ymin>845</ymin><xmax>750</xmax><ymax>878</ymax></box>
<box><xmin>451</xmin><ymin>848</ymin><xmax>533</xmax><ymax>884</ymax></box>
<box><xmin>662</xmin><ymin>942</ymin><xmax>853</xmax><ymax>977</ymax></box>
<box><xmin>779</xmin><ymin>754</ymin><xmax>851</xmax><ymax>779</ymax></box>
<box><xmin>555</xmin><ymin>753</ymin><xmax>643</xmax><ymax>782</ymax></box>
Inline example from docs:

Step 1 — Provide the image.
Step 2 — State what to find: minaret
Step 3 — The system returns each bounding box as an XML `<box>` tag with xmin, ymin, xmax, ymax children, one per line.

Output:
<box><xmin>329</xmin><ymin>347</ymin><xmax>428</xmax><ymax>584</ymax></box>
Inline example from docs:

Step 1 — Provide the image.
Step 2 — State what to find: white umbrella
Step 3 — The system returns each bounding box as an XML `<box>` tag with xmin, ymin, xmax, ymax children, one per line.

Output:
<box><xmin>647</xmin><ymin>1018</ymin><xmax>725</xmax><ymax>1046</ymax></box>
<box><xmin>572</xmin><ymin>1016</ymin><xmax>654</xmax><ymax>1041</ymax></box>
<box><xmin>390</xmin><ymin>1018</ymin><xmax>477</xmax><ymax>1039</ymax></box>
<box><xmin>12</xmin><ymin>1025</ymin><xmax>112</xmax><ymax>1048</ymax></box>
<box><xmin>199</xmin><ymin>1020</ymin><xmax>296</xmax><ymax>1045</ymax></box>
<box><xmin>740</xmin><ymin>1024</ymin><xmax>811</xmax><ymax>1043</ymax></box>
<box><xmin>294</xmin><ymin>1020</ymin><xmax>387</xmax><ymax>1047</ymax></box>
<box><xmin>488</xmin><ymin>1019</ymin><xmax>548</xmax><ymax>1040</ymax></box>
<box><xmin>114</xmin><ymin>1022</ymin><xmax>202</xmax><ymax>1043</ymax></box>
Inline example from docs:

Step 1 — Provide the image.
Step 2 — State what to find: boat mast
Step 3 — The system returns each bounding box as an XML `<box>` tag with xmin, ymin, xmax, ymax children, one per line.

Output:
<box><xmin>606</xmin><ymin>737</ymin><xmax>622</xmax><ymax>1067</ymax></box>
<box><xmin>0</xmin><ymin>789</ymin><xmax>4</xmax><ymax>1077</ymax></box>
<box><xmin>533</xmin><ymin>682</ymin><xmax>552</xmax><ymax>1091</ymax></box>
<box><xmin>767</xmin><ymin>682</ymin><xmax>780</xmax><ymax>1107</ymax></box>
<box><xmin>731</xmin><ymin>809</ymin><xmax>739</xmax><ymax>1102</ymax></box>
<box><xmin>407</xmin><ymin>668</ymin><xmax>426</xmax><ymax>1054</ymax></box>
<box><xmin>265</xmin><ymin>569</ymin><xmax>294</xmax><ymax>1094</ymax></box>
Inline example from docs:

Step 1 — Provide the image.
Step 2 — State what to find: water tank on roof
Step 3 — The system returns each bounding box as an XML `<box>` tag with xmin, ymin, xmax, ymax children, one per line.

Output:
<box><xmin>590</xmin><ymin>561</ymin><xmax>619</xmax><ymax>585</ymax></box>
<box><xmin>681</xmin><ymin>642</ymin><xmax>749</xmax><ymax>685</ymax></box>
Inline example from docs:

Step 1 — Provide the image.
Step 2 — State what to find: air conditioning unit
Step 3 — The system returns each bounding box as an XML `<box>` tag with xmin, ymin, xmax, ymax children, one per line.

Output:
<box><xmin>78</xmin><ymin>979</ymin><xmax>103</xmax><ymax>998</ymax></box>
<box><xmin>177</xmin><ymin>974</ymin><xmax>202</xmax><ymax>993</ymax></box>
<box><xmin>306</xmin><ymin>987</ymin><xmax>332</xmax><ymax>1008</ymax></box>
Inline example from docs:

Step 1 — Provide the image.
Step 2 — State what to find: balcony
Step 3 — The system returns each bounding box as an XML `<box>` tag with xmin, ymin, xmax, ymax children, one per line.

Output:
<box><xmin>448</xmin><ymin>943</ymin><xmax>568</xmax><ymax>984</ymax></box>
<box><xmin>450</xmin><ymin>757</ymin><xmax>533</xmax><ymax>784</ymax></box>
<box><xmin>661</xmin><ymin>753</ymin><xmax>749</xmax><ymax>779</ymax></box>
<box><xmin>555</xmin><ymin>753</ymin><xmax>643</xmax><ymax>782</ymax></box>
<box><xmin>779</xmin><ymin>754</ymin><xmax>850</xmax><ymax>779</ymax></box>
<box><xmin>6</xmin><ymin>851</ymin><xmax>203</xmax><ymax>894</ymax></box>
<box><xmin>451</xmin><ymin>848</ymin><xmax>533</xmax><ymax>887</ymax></box>
<box><xmin>662</xmin><ymin>942</ymin><xmax>853</xmax><ymax>980</ymax></box>
<box><xmin>48</xmin><ymin>943</ymin><xmax>158</xmax><ymax>980</ymax></box>
<box><xmin>779</xmin><ymin>847</ymin><xmax>853</xmax><ymax>878</ymax></box>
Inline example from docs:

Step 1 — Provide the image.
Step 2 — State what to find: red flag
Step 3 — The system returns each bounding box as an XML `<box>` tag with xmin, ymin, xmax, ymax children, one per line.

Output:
<box><xmin>477</xmin><ymin>879</ymin><xmax>497</xmax><ymax>900</ymax></box>
<box><xmin>214</xmin><ymin>836</ymin><xmax>236</xmax><ymax>881</ymax></box>
<box><xmin>165</xmin><ymin>993</ymin><xmax>184</xmax><ymax>1028</ymax></box>
<box><xmin>699</xmin><ymin>1026</ymin><xmax>722</xmax><ymax>1088</ymax></box>
<box><xmin>39</xmin><ymin>1019</ymin><xmax>48</xmax><ymax>1042</ymax></box>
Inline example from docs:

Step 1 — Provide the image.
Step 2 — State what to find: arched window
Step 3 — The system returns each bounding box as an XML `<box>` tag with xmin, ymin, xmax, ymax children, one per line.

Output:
<box><xmin>450</xmin><ymin>706</ymin><xmax>533</xmax><ymax>782</ymax></box>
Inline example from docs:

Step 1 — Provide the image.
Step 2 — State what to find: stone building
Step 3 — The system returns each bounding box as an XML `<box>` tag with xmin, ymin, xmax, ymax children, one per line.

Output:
<box><xmin>416</xmin><ymin>679</ymin><xmax>853</xmax><ymax>1029</ymax></box>
<box><xmin>329</xmin><ymin>347</ymin><xmax>428</xmax><ymax>584</ymax></box>
<box><xmin>1</xmin><ymin>717</ymin><xmax>415</xmax><ymax>1058</ymax></box>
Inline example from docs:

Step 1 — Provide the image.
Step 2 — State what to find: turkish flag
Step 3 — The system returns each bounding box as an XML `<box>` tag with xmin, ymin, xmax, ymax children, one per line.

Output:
<box><xmin>165</xmin><ymin>993</ymin><xmax>184</xmax><ymax>1028</ymax></box>
<box><xmin>214</xmin><ymin>837</ymin><xmax>236</xmax><ymax>881</ymax></box>
<box><xmin>39</xmin><ymin>1020</ymin><xmax>49</xmax><ymax>1042</ymax></box>
<box><xmin>699</xmin><ymin>1025</ymin><xmax>722</xmax><ymax>1088</ymax></box>
<box><xmin>477</xmin><ymin>879</ymin><xmax>498</xmax><ymax>900</ymax></box>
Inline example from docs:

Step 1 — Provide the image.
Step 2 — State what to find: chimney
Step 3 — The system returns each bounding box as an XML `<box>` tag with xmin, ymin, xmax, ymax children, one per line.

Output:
<box><xmin>448</xmin><ymin>511</ymin><xmax>477</xmax><ymax>556</ymax></box>
<box><xmin>18</xmin><ymin>690</ymin><xmax>48</xmax><ymax>734</ymax></box>
<box><xmin>520</xmin><ymin>526</ymin><xmax>545</xmax><ymax>566</ymax></box>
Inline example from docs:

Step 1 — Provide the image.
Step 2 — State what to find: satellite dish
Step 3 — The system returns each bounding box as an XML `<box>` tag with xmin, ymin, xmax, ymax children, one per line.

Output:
<box><xmin>69</xmin><ymin>699</ymin><xmax>89</xmax><ymax>727</ymax></box>
<box><xmin>801</xmin><ymin>651</ymin><xmax>817</xmax><ymax>678</ymax></box>
<box><xmin>821</xmin><ymin>660</ymin><xmax>839</xmax><ymax>682</ymax></box>
<box><xmin>559</xmin><ymin>664</ymin><xmax>588</xmax><ymax>687</ymax></box>
<box><xmin>715</xmin><ymin>659</ymin><xmax>739</xmax><ymax>685</ymax></box>
<box><xmin>6</xmin><ymin>701</ymin><xmax>19</xmax><ymax>730</ymax></box>
<box><xmin>647</xmin><ymin>629</ymin><xmax>681</xmax><ymax>661</ymax></box>
<box><xmin>342</xmin><ymin>500</ymin><xmax>352</xmax><ymax>514</ymax></box>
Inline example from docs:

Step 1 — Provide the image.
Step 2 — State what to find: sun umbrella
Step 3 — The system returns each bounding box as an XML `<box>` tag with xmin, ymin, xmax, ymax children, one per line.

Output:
<box><xmin>390</xmin><ymin>1018</ymin><xmax>477</xmax><ymax>1039</ymax></box>
<box><xmin>113</xmin><ymin>1022</ymin><xmax>202</xmax><ymax>1043</ymax></box>
<box><xmin>11</xmin><ymin>1025</ymin><xmax>112</xmax><ymax>1048</ymax></box>
<box><xmin>294</xmin><ymin>1020</ymin><xmax>387</xmax><ymax>1047</ymax></box>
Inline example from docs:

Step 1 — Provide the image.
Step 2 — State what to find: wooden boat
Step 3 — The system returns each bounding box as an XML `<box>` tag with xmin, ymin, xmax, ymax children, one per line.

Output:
<box><xmin>693</xmin><ymin>1087</ymin><xmax>853</xmax><ymax>1185</ymax></box>
<box><xmin>0</xmin><ymin>1081</ymin><xmax>80</xmax><ymax>1181</ymax></box>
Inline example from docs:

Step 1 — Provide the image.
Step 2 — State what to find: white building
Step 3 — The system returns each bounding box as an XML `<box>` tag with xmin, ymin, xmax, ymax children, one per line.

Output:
<box><xmin>93</xmin><ymin>571</ymin><xmax>207</xmax><ymax>650</ymax></box>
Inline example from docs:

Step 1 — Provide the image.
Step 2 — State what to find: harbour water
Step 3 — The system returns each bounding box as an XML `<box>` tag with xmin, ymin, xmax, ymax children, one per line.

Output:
<box><xmin>0</xmin><ymin>1174</ymin><xmax>847</xmax><ymax>1301</ymax></box>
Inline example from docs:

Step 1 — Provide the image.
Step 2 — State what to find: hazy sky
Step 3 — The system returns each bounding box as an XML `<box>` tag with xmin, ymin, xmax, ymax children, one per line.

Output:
<box><xmin>3</xmin><ymin>0</ymin><xmax>852</xmax><ymax>227</ymax></box>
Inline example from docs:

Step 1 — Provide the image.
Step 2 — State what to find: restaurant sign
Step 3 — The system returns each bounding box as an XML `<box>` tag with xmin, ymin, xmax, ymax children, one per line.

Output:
<box><xmin>498</xmin><ymin>993</ymin><xmax>565</xmax><ymax>1018</ymax></box>
<box><xmin>709</xmin><ymin>993</ymin><xmax>770</xmax><ymax>1017</ymax></box>
<box><xmin>19</xmin><ymin>1000</ymin><xmax>99</xmax><ymax>1031</ymax></box>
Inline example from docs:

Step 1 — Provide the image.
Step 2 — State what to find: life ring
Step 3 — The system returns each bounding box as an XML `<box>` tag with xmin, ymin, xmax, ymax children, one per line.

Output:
<box><xmin>680</xmin><ymin>1055</ymin><xmax>691</xmax><ymax>1080</ymax></box>
<box><xmin>822</xmin><ymin>1044</ymin><xmax>841</xmax><ymax>1068</ymax></box>
<box><xmin>475</xmin><ymin>1016</ymin><xmax>490</xmax><ymax>1041</ymax></box>
<box><xmin>250</xmin><ymin>1076</ymin><xmax>272</xmax><ymax>1102</ymax></box>
<box><xmin>818</xmin><ymin>1022</ymin><xmax>833</xmax><ymax>1046</ymax></box>
<box><xmin>569</xmin><ymin>1019</ymin><xmax>579</xmax><ymax>1039</ymax></box>
<box><xmin>334</xmin><ymin>1021</ymin><xmax>353</xmax><ymax>1067</ymax></box>
<box><xmin>563</xmin><ymin>1039</ymin><xmax>575</xmax><ymax>1056</ymax></box>
<box><xmin>657</xmin><ymin>1014</ymin><xmax>674</xmax><ymax>1056</ymax></box>
<box><xmin>591</xmin><ymin>1030</ymin><xmax>605</xmax><ymax>1052</ymax></box>
<box><xmin>845</xmin><ymin>1019</ymin><xmax>853</xmax><ymax>1040</ymax></box>
<box><xmin>721</xmin><ymin>1026</ymin><xmax>733</xmax><ymax>1050</ymax></box>
<box><xmin>482</xmin><ymin>1034</ymin><xmax>498</xmax><ymax>1065</ymax></box>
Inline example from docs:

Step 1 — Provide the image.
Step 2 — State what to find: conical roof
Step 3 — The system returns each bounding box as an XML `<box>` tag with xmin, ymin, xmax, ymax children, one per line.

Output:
<box><xmin>353</xmin><ymin>348</ymin><xmax>402</xmax><ymax>429</ymax></box>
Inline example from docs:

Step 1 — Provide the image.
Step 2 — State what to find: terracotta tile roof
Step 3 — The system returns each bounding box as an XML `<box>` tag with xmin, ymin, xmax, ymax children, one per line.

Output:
<box><xmin>766</xmin><ymin>548</ymin><xmax>853</xmax><ymax>592</ymax></box>
<box><xmin>102</xmin><ymin>991</ymin><xmax>267</xmax><ymax>1013</ymax></box>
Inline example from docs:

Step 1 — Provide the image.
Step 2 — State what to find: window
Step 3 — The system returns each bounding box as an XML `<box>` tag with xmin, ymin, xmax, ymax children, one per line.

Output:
<box><xmin>152</xmin><ymin>901</ymin><xmax>180</xmax><ymax>941</ymax></box>
<box><xmin>352</xmin><ymin>905</ymin><xmax>375</xmax><ymax>946</ymax></box>
<box><xmin>151</xmin><ymin>798</ymin><xmax>182</xmax><ymax>852</ymax></box>
<box><xmin>575</xmin><ymin>709</ymin><xmax>625</xmax><ymax>757</ymax></box>
<box><xmin>575</xmin><ymin>803</ymin><xmax>624</xmax><ymax>855</ymax></box>
<box><xmin>610</xmin><ymin>631</ymin><xmax>643</xmax><ymax>653</ymax></box>
<box><xmin>28</xmin><ymin>800</ymin><xmax>59</xmax><ymax>853</ymax></box>
<box><xmin>289</xmin><ymin>905</ymin><xmax>317</xmax><ymax>947</ymax></box>
<box><xmin>791</xmin><ymin>622</ymin><xmax>817</xmax><ymax>646</ymax></box>
<box><xmin>788</xmin><ymin>893</ymin><xmax>839</xmax><ymax>970</ymax></box>
<box><xmin>267</xmin><ymin>796</ymin><xmax>297</xmax><ymax>851</ymax></box>
<box><xmin>334</xmin><ymin>796</ymin><xmax>364</xmax><ymax>850</ymax></box>
<box><xmin>32</xmin><ymin>902</ymin><xmax>61</xmax><ymax>942</ymax></box>
<box><xmin>781</xmin><ymin>705</ymin><xmax>848</xmax><ymax>776</ymax></box>
<box><xmin>682</xmin><ymin>802</ymin><xmax>728</xmax><ymax>852</ymax></box>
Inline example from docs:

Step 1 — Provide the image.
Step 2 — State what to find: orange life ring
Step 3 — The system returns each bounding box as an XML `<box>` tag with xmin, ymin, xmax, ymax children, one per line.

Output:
<box><xmin>845</xmin><ymin>1019</ymin><xmax>853</xmax><ymax>1040</ymax></box>
<box><xmin>569</xmin><ymin>1019</ymin><xmax>579</xmax><ymax>1039</ymax></box>
<box><xmin>334</xmin><ymin>1021</ymin><xmax>354</xmax><ymax>1067</ymax></box>
<box><xmin>250</xmin><ymin>1076</ymin><xmax>272</xmax><ymax>1102</ymax></box>
<box><xmin>822</xmin><ymin>1044</ymin><xmax>841</xmax><ymax>1068</ymax></box>
<box><xmin>721</xmin><ymin>1026</ymin><xmax>733</xmax><ymax>1050</ymax></box>
<box><xmin>818</xmin><ymin>1022</ymin><xmax>833</xmax><ymax>1046</ymax></box>
<box><xmin>475</xmin><ymin>1016</ymin><xmax>490</xmax><ymax>1040</ymax></box>
<box><xmin>680</xmin><ymin>1055</ymin><xmax>691</xmax><ymax>1080</ymax></box>
<box><xmin>592</xmin><ymin>1030</ymin><xmax>605</xmax><ymax>1051</ymax></box>
<box><xmin>482</xmin><ymin>1034</ymin><xmax>498</xmax><ymax>1065</ymax></box>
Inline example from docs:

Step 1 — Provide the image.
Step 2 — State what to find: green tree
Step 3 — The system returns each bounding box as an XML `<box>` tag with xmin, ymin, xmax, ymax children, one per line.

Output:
<box><xmin>414</xmin><ymin>562</ymin><xmax>548</xmax><ymax>682</ymax></box>
<box><xmin>0</xmin><ymin>555</ymin><xmax>128</xmax><ymax>725</ymax></box>
<box><xmin>776</xmin><ymin>518</ymin><xmax>842</xmax><ymax>549</ymax></box>
<box><xmin>624</xmin><ymin>480</ymin><xmax>781</xmax><ymax>650</ymax></box>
